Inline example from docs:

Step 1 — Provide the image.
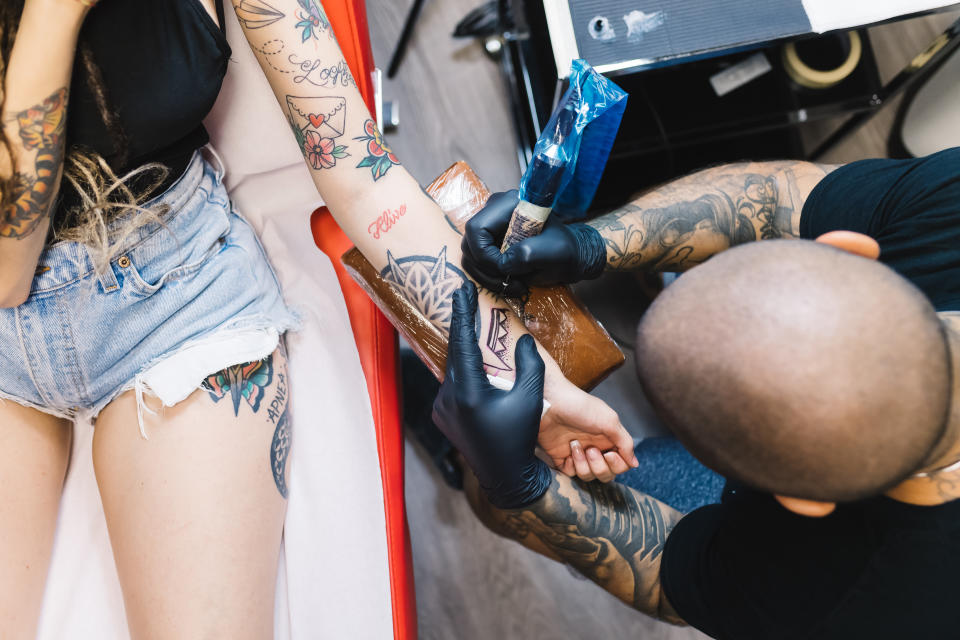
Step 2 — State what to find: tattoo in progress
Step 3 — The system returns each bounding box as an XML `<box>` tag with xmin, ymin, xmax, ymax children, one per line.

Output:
<box><xmin>295</xmin><ymin>0</ymin><xmax>330</xmax><ymax>41</ymax></box>
<box><xmin>202</xmin><ymin>356</ymin><xmax>275</xmax><ymax>416</ymax></box>
<box><xmin>367</xmin><ymin>203</ymin><xmax>407</xmax><ymax>239</ymax></box>
<box><xmin>355</xmin><ymin>119</ymin><xmax>400</xmax><ymax>181</ymax></box>
<box><xmin>381</xmin><ymin>247</ymin><xmax>466</xmax><ymax>333</ymax></box>
<box><xmin>234</xmin><ymin>0</ymin><xmax>285</xmax><ymax>29</ymax></box>
<box><xmin>286</xmin><ymin>95</ymin><xmax>348</xmax><ymax>170</ymax></box>
<box><xmin>1</xmin><ymin>87</ymin><xmax>68</xmax><ymax>239</ymax></box>
<box><xmin>267</xmin><ymin>370</ymin><xmax>291</xmax><ymax>498</ymax></box>
<box><xmin>588</xmin><ymin>164</ymin><xmax>821</xmax><ymax>272</ymax></box>
<box><xmin>481</xmin><ymin>474</ymin><xmax>683</xmax><ymax>620</ymax></box>
<box><xmin>484</xmin><ymin>308</ymin><xmax>513</xmax><ymax>373</ymax></box>
<box><xmin>290</xmin><ymin>56</ymin><xmax>355</xmax><ymax>87</ymax></box>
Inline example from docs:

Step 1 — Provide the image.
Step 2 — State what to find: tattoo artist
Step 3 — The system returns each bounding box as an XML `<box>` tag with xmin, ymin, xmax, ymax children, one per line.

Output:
<box><xmin>434</xmin><ymin>149</ymin><xmax>960</xmax><ymax>637</ymax></box>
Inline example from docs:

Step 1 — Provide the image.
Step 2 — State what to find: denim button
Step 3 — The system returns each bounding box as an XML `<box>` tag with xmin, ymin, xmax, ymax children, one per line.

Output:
<box><xmin>118</xmin><ymin>256</ymin><xmax>131</xmax><ymax>268</ymax></box>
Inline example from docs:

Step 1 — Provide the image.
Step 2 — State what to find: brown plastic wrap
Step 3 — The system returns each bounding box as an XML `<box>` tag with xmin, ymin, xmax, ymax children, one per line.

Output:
<box><xmin>342</xmin><ymin>162</ymin><xmax>624</xmax><ymax>391</ymax></box>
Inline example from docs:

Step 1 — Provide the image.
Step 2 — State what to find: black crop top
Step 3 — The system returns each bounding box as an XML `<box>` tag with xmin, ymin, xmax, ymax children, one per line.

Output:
<box><xmin>62</xmin><ymin>0</ymin><xmax>231</xmax><ymax>216</ymax></box>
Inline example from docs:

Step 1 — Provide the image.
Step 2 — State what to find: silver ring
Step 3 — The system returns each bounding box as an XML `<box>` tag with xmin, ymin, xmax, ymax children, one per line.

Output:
<box><xmin>500</xmin><ymin>274</ymin><xmax>511</xmax><ymax>294</ymax></box>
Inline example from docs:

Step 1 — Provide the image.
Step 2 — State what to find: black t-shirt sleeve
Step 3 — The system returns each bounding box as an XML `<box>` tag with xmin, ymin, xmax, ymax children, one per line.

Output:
<box><xmin>799</xmin><ymin>148</ymin><xmax>960</xmax><ymax>311</ymax></box>
<box><xmin>659</xmin><ymin>490</ymin><xmax>872</xmax><ymax>640</ymax></box>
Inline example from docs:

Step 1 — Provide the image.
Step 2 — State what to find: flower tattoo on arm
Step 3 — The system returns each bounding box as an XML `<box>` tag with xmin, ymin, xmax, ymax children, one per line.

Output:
<box><xmin>295</xmin><ymin>0</ymin><xmax>330</xmax><ymax>41</ymax></box>
<box><xmin>286</xmin><ymin>95</ymin><xmax>349</xmax><ymax>170</ymax></box>
<box><xmin>355</xmin><ymin>119</ymin><xmax>400</xmax><ymax>181</ymax></box>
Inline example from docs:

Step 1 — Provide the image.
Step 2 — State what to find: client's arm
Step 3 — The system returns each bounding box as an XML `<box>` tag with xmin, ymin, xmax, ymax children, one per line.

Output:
<box><xmin>433</xmin><ymin>281</ymin><xmax>683</xmax><ymax>622</ymax></box>
<box><xmin>461</xmin><ymin>161</ymin><xmax>839</xmax><ymax>294</ymax></box>
<box><xmin>231</xmin><ymin>1</ymin><xmax>635</xmax><ymax>470</ymax></box>
<box><xmin>0</xmin><ymin>0</ymin><xmax>88</xmax><ymax>306</ymax></box>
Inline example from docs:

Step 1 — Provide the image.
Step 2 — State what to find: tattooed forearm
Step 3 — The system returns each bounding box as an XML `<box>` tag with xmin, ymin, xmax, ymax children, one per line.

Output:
<box><xmin>588</xmin><ymin>161</ymin><xmax>835</xmax><ymax>272</ymax></box>
<box><xmin>474</xmin><ymin>473</ymin><xmax>684</xmax><ymax>622</ymax></box>
<box><xmin>1</xmin><ymin>87</ymin><xmax>68</xmax><ymax>239</ymax></box>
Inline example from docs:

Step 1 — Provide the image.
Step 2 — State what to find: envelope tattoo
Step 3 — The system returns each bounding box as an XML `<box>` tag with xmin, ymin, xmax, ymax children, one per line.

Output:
<box><xmin>286</xmin><ymin>96</ymin><xmax>347</xmax><ymax>139</ymax></box>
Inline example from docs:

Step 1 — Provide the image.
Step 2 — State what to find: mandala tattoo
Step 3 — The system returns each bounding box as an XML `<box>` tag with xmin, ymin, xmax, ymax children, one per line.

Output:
<box><xmin>381</xmin><ymin>247</ymin><xmax>466</xmax><ymax>333</ymax></box>
<box><xmin>202</xmin><ymin>357</ymin><xmax>274</xmax><ymax>416</ymax></box>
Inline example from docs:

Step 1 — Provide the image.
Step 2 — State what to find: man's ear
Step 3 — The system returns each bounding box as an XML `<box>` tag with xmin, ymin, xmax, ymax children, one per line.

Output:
<box><xmin>815</xmin><ymin>230</ymin><xmax>880</xmax><ymax>260</ymax></box>
<box><xmin>774</xmin><ymin>495</ymin><xmax>837</xmax><ymax>517</ymax></box>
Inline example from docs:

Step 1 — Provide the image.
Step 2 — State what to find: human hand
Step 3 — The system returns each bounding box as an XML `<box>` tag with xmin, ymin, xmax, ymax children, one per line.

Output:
<box><xmin>432</xmin><ymin>281</ymin><xmax>553</xmax><ymax>509</ymax></box>
<box><xmin>539</xmin><ymin>381</ymin><xmax>638</xmax><ymax>483</ymax></box>
<box><xmin>461</xmin><ymin>190</ymin><xmax>608</xmax><ymax>297</ymax></box>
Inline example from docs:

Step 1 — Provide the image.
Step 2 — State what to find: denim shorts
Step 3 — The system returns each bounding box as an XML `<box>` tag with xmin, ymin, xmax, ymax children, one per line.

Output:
<box><xmin>0</xmin><ymin>151</ymin><xmax>298</xmax><ymax>428</ymax></box>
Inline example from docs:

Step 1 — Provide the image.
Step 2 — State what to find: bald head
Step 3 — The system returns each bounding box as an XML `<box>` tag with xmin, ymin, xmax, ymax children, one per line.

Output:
<box><xmin>637</xmin><ymin>240</ymin><xmax>952</xmax><ymax>502</ymax></box>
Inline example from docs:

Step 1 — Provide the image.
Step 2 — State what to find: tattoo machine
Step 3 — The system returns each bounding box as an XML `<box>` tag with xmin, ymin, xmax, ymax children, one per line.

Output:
<box><xmin>500</xmin><ymin>59</ymin><xmax>628</xmax><ymax>251</ymax></box>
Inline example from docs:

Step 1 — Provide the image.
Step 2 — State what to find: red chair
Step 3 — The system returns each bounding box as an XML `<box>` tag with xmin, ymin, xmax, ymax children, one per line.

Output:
<box><xmin>309</xmin><ymin>3</ymin><xmax>417</xmax><ymax>638</ymax></box>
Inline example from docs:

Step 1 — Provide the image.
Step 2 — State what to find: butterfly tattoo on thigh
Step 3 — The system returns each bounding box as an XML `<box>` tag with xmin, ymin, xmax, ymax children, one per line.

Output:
<box><xmin>202</xmin><ymin>357</ymin><xmax>275</xmax><ymax>416</ymax></box>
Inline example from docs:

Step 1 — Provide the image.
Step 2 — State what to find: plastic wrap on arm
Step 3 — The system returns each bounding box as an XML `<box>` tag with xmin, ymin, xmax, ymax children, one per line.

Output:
<box><xmin>342</xmin><ymin>161</ymin><xmax>624</xmax><ymax>390</ymax></box>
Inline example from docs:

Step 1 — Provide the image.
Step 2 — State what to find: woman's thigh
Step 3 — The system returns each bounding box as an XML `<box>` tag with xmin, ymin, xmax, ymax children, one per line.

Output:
<box><xmin>0</xmin><ymin>402</ymin><xmax>71</xmax><ymax>639</ymax></box>
<box><xmin>93</xmin><ymin>346</ymin><xmax>291</xmax><ymax>640</ymax></box>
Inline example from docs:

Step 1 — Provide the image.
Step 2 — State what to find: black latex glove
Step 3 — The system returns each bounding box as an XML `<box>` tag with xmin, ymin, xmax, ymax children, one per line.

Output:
<box><xmin>461</xmin><ymin>190</ymin><xmax>607</xmax><ymax>298</ymax></box>
<box><xmin>431</xmin><ymin>281</ymin><xmax>553</xmax><ymax>509</ymax></box>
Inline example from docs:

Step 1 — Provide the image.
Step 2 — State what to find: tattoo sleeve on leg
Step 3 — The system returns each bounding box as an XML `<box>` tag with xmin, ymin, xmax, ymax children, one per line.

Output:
<box><xmin>1</xmin><ymin>87</ymin><xmax>68</xmax><ymax>239</ymax></box>
<box><xmin>266</xmin><ymin>368</ymin><xmax>291</xmax><ymax>499</ymax></box>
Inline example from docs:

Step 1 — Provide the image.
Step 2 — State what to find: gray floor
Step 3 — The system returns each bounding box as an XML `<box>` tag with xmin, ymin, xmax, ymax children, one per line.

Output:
<box><xmin>365</xmin><ymin>2</ymin><xmax>960</xmax><ymax>638</ymax></box>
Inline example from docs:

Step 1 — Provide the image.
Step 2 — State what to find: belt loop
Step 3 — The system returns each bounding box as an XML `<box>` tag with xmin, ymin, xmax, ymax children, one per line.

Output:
<box><xmin>94</xmin><ymin>252</ymin><xmax>120</xmax><ymax>292</ymax></box>
<box><xmin>202</xmin><ymin>143</ymin><xmax>227</xmax><ymax>186</ymax></box>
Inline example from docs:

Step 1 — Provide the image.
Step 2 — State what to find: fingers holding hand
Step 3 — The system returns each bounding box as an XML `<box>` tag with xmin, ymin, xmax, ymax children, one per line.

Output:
<box><xmin>570</xmin><ymin>440</ymin><xmax>596</xmax><ymax>482</ymax></box>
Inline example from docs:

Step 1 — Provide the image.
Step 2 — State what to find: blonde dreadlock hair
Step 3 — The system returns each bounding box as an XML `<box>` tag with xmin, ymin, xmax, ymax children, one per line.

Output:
<box><xmin>1</xmin><ymin>1</ymin><xmax>170</xmax><ymax>272</ymax></box>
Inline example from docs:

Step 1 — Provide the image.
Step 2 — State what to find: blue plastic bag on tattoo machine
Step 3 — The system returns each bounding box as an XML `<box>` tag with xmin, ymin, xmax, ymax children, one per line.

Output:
<box><xmin>519</xmin><ymin>59</ymin><xmax>628</xmax><ymax>221</ymax></box>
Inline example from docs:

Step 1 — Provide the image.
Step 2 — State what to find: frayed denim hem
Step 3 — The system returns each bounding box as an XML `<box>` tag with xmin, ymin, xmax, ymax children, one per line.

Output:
<box><xmin>90</xmin><ymin>312</ymin><xmax>300</xmax><ymax>438</ymax></box>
